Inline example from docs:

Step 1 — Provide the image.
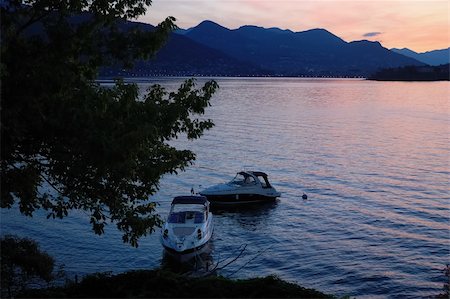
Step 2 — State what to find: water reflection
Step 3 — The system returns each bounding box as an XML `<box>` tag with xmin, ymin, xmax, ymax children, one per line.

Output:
<box><xmin>2</xmin><ymin>79</ymin><xmax>448</xmax><ymax>298</ymax></box>
<box><xmin>211</xmin><ymin>200</ymin><xmax>278</xmax><ymax>215</ymax></box>
<box><xmin>212</xmin><ymin>201</ymin><xmax>278</xmax><ymax>231</ymax></box>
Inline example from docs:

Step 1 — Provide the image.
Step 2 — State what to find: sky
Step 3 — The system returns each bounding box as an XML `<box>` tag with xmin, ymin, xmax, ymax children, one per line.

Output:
<box><xmin>138</xmin><ymin>0</ymin><xmax>449</xmax><ymax>53</ymax></box>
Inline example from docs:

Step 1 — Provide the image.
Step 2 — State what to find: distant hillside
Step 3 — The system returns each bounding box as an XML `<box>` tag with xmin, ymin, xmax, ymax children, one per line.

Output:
<box><xmin>100</xmin><ymin>22</ymin><xmax>268</xmax><ymax>77</ymax></box>
<box><xmin>368</xmin><ymin>64</ymin><xmax>450</xmax><ymax>81</ymax></box>
<box><xmin>20</xmin><ymin>12</ymin><xmax>267</xmax><ymax>78</ymax></box>
<box><xmin>184</xmin><ymin>20</ymin><xmax>424</xmax><ymax>77</ymax></box>
<box><xmin>102</xmin><ymin>19</ymin><xmax>431</xmax><ymax>77</ymax></box>
<box><xmin>18</xmin><ymin>9</ymin><xmax>439</xmax><ymax>78</ymax></box>
<box><xmin>391</xmin><ymin>48</ymin><xmax>450</xmax><ymax>66</ymax></box>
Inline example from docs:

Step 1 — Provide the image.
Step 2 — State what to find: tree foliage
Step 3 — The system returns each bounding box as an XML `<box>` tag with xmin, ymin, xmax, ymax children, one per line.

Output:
<box><xmin>1</xmin><ymin>0</ymin><xmax>218</xmax><ymax>246</ymax></box>
<box><xmin>0</xmin><ymin>235</ymin><xmax>56</xmax><ymax>298</ymax></box>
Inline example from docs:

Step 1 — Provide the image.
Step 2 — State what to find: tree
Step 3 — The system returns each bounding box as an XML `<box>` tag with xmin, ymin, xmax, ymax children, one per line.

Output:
<box><xmin>1</xmin><ymin>235</ymin><xmax>57</xmax><ymax>298</ymax></box>
<box><xmin>1</xmin><ymin>0</ymin><xmax>218</xmax><ymax>246</ymax></box>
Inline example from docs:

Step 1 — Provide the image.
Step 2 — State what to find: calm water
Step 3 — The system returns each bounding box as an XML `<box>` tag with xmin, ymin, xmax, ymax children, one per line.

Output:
<box><xmin>2</xmin><ymin>78</ymin><xmax>449</xmax><ymax>298</ymax></box>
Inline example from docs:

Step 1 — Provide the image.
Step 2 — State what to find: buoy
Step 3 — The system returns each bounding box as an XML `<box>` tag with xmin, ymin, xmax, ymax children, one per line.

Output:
<box><xmin>302</xmin><ymin>193</ymin><xmax>308</xmax><ymax>200</ymax></box>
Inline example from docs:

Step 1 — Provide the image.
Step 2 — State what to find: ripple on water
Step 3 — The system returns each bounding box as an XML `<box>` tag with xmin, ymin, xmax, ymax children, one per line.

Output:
<box><xmin>1</xmin><ymin>78</ymin><xmax>449</xmax><ymax>298</ymax></box>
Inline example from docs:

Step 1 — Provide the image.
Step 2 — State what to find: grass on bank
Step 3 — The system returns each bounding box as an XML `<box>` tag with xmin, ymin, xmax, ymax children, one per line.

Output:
<box><xmin>19</xmin><ymin>269</ymin><xmax>334</xmax><ymax>298</ymax></box>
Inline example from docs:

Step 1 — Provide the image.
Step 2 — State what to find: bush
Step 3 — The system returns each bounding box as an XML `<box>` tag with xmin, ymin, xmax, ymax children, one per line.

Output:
<box><xmin>1</xmin><ymin>235</ymin><xmax>57</xmax><ymax>298</ymax></box>
<box><xmin>19</xmin><ymin>269</ymin><xmax>334</xmax><ymax>298</ymax></box>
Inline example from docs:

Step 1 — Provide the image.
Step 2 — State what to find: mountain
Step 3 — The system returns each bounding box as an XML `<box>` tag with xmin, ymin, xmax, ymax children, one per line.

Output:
<box><xmin>18</xmin><ymin>8</ymin><xmax>432</xmax><ymax>77</ymax></box>
<box><xmin>184</xmin><ymin>20</ymin><xmax>424</xmax><ymax>76</ymax></box>
<box><xmin>102</xmin><ymin>19</ymin><xmax>429</xmax><ymax>77</ymax></box>
<box><xmin>101</xmin><ymin>21</ymin><xmax>268</xmax><ymax>77</ymax></box>
<box><xmin>19</xmin><ymin>12</ymin><xmax>267</xmax><ymax>77</ymax></box>
<box><xmin>390</xmin><ymin>48</ymin><xmax>450</xmax><ymax>66</ymax></box>
<box><xmin>146</xmin><ymin>33</ymin><xmax>268</xmax><ymax>76</ymax></box>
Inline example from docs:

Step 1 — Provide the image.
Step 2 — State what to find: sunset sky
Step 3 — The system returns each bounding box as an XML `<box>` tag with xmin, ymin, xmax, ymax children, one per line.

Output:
<box><xmin>138</xmin><ymin>0</ymin><xmax>449</xmax><ymax>53</ymax></box>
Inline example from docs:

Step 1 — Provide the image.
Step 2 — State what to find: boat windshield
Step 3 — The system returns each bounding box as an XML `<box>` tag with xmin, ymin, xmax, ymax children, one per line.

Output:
<box><xmin>167</xmin><ymin>204</ymin><xmax>207</xmax><ymax>223</ymax></box>
<box><xmin>228</xmin><ymin>172</ymin><xmax>257</xmax><ymax>186</ymax></box>
<box><xmin>171</xmin><ymin>204</ymin><xmax>205</xmax><ymax>213</ymax></box>
<box><xmin>168</xmin><ymin>204</ymin><xmax>206</xmax><ymax>224</ymax></box>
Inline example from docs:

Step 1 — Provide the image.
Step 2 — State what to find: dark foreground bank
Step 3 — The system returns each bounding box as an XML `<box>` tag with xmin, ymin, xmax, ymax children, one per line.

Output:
<box><xmin>368</xmin><ymin>64</ymin><xmax>449</xmax><ymax>81</ymax></box>
<box><xmin>19</xmin><ymin>270</ymin><xmax>334</xmax><ymax>298</ymax></box>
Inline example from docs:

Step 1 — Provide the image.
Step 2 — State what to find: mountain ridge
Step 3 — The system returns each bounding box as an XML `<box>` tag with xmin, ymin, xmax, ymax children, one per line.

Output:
<box><xmin>104</xmin><ymin>19</ymin><xmax>437</xmax><ymax>77</ymax></box>
<box><xmin>101</xmin><ymin>20</ymin><xmax>270</xmax><ymax>77</ymax></box>
<box><xmin>184</xmin><ymin>21</ymin><xmax>424</xmax><ymax>76</ymax></box>
<box><xmin>390</xmin><ymin>47</ymin><xmax>450</xmax><ymax>66</ymax></box>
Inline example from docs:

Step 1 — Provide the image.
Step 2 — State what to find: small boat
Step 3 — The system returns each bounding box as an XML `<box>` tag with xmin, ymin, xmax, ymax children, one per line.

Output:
<box><xmin>160</xmin><ymin>196</ymin><xmax>213</xmax><ymax>254</ymax></box>
<box><xmin>199</xmin><ymin>171</ymin><xmax>281</xmax><ymax>204</ymax></box>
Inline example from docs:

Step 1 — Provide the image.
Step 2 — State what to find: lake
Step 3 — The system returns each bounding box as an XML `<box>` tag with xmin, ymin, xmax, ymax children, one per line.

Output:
<box><xmin>2</xmin><ymin>78</ymin><xmax>449</xmax><ymax>298</ymax></box>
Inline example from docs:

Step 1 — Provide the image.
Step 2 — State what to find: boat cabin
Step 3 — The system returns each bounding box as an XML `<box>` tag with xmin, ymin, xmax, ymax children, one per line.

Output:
<box><xmin>168</xmin><ymin>196</ymin><xmax>210</xmax><ymax>224</ymax></box>
<box><xmin>228</xmin><ymin>171</ymin><xmax>274</xmax><ymax>189</ymax></box>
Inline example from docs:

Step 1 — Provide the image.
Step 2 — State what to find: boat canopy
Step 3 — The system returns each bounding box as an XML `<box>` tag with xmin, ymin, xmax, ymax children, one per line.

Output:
<box><xmin>229</xmin><ymin>171</ymin><xmax>273</xmax><ymax>188</ymax></box>
<box><xmin>172</xmin><ymin>196</ymin><xmax>208</xmax><ymax>205</ymax></box>
<box><xmin>247</xmin><ymin>171</ymin><xmax>273</xmax><ymax>188</ymax></box>
<box><xmin>249</xmin><ymin>171</ymin><xmax>268</xmax><ymax>177</ymax></box>
<box><xmin>237</xmin><ymin>171</ymin><xmax>269</xmax><ymax>178</ymax></box>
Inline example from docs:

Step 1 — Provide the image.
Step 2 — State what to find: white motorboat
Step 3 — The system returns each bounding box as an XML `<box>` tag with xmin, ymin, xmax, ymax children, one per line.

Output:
<box><xmin>199</xmin><ymin>171</ymin><xmax>281</xmax><ymax>204</ymax></box>
<box><xmin>160</xmin><ymin>196</ymin><xmax>213</xmax><ymax>254</ymax></box>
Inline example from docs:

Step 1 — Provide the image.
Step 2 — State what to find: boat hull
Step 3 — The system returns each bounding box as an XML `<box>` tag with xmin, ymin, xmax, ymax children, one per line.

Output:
<box><xmin>162</xmin><ymin>242</ymin><xmax>213</xmax><ymax>267</ymax></box>
<box><xmin>199</xmin><ymin>193</ymin><xmax>278</xmax><ymax>205</ymax></box>
<box><xmin>162</xmin><ymin>240</ymin><xmax>210</xmax><ymax>255</ymax></box>
<box><xmin>160</xmin><ymin>225</ymin><xmax>213</xmax><ymax>254</ymax></box>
